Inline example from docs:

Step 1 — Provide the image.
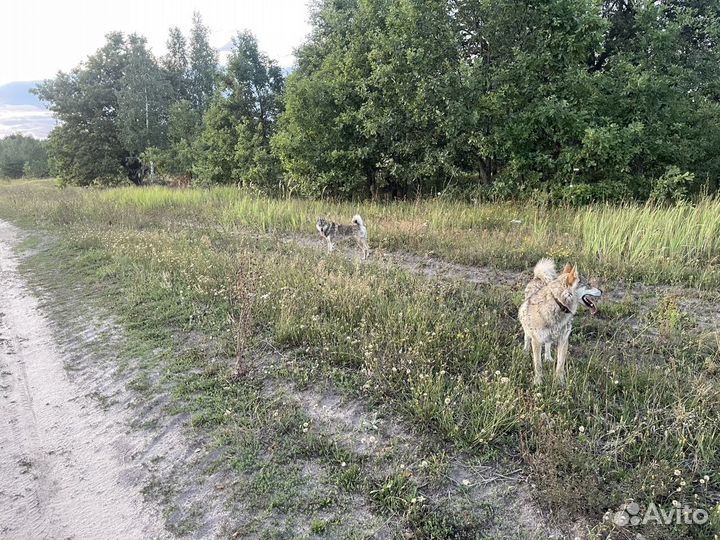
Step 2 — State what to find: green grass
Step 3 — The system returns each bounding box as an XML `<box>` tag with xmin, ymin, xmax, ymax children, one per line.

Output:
<box><xmin>0</xmin><ymin>179</ymin><xmax>719</xmax><ymax>539</ymax></box>
<box><xmin>5</xmin><ymin>180</ymin><xmax>719</xmax><ymax>286</ymax></box>
<box><xmin>102</xmin><ymin>184</ymin><xmax>720</xmax><ymax>286</ymax></box>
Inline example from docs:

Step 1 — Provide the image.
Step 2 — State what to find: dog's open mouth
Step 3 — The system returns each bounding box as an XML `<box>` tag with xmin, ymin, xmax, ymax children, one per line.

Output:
<box><xmin>582</xmin><ymin>295</ymin><xmax>599</xmax><ymax>315</ymax></box>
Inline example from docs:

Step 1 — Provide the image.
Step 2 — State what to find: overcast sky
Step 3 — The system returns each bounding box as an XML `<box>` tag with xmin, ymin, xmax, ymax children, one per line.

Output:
<box><xmin>0</xmin><ymin>0</ymin><xmax>313</xmax><ymax>86</ymax></box>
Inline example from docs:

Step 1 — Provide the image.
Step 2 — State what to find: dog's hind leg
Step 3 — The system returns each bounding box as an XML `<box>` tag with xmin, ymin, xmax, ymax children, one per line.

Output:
<box><xmin>360</xmin><ymin>238</ymin><xmax>370</xmax><ymax>260</ymax></box>
<box><xmin>523</xmin><ymin>333</ymin><xmax>530</xmax><ymax>352</ymax></box>
<box><xmin>531</xmin><ymin>338</ymin><xmax>543</xmax><ymax>385</ymax></box>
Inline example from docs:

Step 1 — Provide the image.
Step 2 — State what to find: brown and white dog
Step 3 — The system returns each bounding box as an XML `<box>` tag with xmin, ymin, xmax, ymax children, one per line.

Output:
<box><xmin>518</xmin><ymin>258</ymin><xmax>602</xmax><ymax>385</ymax></box>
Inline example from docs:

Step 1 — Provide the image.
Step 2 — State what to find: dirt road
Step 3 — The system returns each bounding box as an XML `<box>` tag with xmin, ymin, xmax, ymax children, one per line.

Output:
<box><xmin>0</xmin><ymin>221</ymin><xmax>169</xmax><ymax>540</ymax></box>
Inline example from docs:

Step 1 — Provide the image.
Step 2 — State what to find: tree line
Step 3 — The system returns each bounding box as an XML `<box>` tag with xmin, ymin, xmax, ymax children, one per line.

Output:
<box><xmin>34</xmin><ymin>2</ymin><xmax>720</xmax><ymax>202</ymax></box>
<box><xmin>0</xmin><ymin>134</ymin><xmax>49</xmax><ymax>179</ymax></box>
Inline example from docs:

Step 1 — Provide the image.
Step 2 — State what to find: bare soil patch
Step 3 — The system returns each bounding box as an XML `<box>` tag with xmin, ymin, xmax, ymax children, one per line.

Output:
<box><xmin>0</xmin><ymin>220</ymin><xmax>170</xmax><ymax>540</ymax></box>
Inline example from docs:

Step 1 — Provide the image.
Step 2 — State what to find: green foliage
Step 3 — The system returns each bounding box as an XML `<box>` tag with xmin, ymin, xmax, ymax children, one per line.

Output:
<box><xmin>187</xmin><ymin>12</ymin><xmax>218</xmax><ymax>116</ymax></box>
<box><xmin>650</xmin><ymin>166</ymin><xmax>697</xmax><ymax>205</ymax></box>
<box><xmin>144</xmin><ymin>23</ymin><xmax>205</xmax><ymax>181</ymax></box>
<box><xmin>649</xmin><ymin>294</ymin><xmax>696</xmax><ymax>335</ymax></box>
<box><xmin>117</xmin><ymin>34</ymin><xmax>173</xmax><ymax>155</ymax></box>
<box><xmin>275</xmin><ymin>0</ymin><xmax>720</xmax><ymax>199</ymax></box>
<box><xmin>194</xmin><ymin>32</ymin><xmax>284</xmax><ymax>190</ymax></box>
<box><xmin>34</xmin><ymin>32</ymin><xmax>129</xmax><ymax>185</ymax></box>
<box><xmin>270</xmin><ymin>2</ymin><xmax>360</xmax><ymax>196</ymax></box>
<box><xmin>361</xmin><ymin>0</ymin><xmax>468</xmax><ymax>196</ymax></box>
<box><xmin>309</xmin><ymin>519</ymin><xmax>327</xmax><ymax>534</ymax></box>
<box><xmin>35</xmin><ymin>15</ymin><xmax>218</xmax><ymax>186</ymax></box>
<box><xmin>0</xmin><ymin>134</ymin><xmax>49</xmax><ymax>178</ymax></box>
<box><xmin>143</xmin><ymin>100</ymin><xmax>201</xmax><ymax>179</ymax></box>
<box><xmin>162</xmin><ymin>26</ymin><xmax>190</xmax><ymax>102</ymax></box>
<box><xmin>31</xmin><ymin>1</ymin><xmax>720</xmax><ymax>199</ymax></box>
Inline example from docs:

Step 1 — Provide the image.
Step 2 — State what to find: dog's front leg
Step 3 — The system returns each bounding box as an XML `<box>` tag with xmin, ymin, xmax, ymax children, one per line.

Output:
<box><xmin>544</xmin><ymin>342</ymin><xmax>553</xmax><ymax>363</ymax></box>
<box><xmin>555</xmin><ymin>332</ymin><xmax>570</xmax><ymax>386</ymax></box>
<box><xmin>531</xmin><ymin>338</ymin><xmax>543</xmax><ymax>385</ymax></box>
<box><xmin>325</xmin><ymin>237</ymin><xmax>334</xmax><ymax>253</ymax></box>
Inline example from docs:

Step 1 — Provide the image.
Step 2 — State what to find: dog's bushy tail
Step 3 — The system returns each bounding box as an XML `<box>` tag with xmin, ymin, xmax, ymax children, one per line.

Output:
<box><xmin>352</xmin><ymin>214</ymin><xmax>365</xmax><ymax>228</ymax></box>
<box><xmin>533</xmin><ymin>258</ymin><xmax>556</xmax><ymax>284</ymax></box>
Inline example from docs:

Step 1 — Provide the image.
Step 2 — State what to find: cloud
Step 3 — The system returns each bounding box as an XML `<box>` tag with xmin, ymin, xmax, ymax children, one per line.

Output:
<box><xmin>1</xmin><ymin>0</ymin><xmax>311</xmax><ymax>85</ymax></box>
<box><xmin>0</xmin><ymin>105</ymin><xmax>56</xmax><ymax>139</ymax></box>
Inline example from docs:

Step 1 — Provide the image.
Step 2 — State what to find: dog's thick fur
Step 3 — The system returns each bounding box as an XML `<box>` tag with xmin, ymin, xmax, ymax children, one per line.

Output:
<box><xmin>518</xmin><ymin>258</ymin><xmax>602</xmax><ymax>385</ymax></box>
<box><xmin>316</xmin><ymin>215</ymin><xmax>369</xmax><ymax>259</ymax></box>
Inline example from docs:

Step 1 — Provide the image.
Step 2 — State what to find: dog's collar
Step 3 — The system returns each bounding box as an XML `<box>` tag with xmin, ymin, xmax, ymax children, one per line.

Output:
<box><xmin>552</xmin><ymin>295</ymin><xmax>572</xmax><ymax>314</ymax></box>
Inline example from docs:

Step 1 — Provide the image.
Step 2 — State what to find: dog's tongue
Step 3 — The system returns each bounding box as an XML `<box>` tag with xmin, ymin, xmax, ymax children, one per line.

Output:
<box><xmin>584</xmin><ymin>295</ymin><xmax>598</xmax><ymax>315</ymax></box>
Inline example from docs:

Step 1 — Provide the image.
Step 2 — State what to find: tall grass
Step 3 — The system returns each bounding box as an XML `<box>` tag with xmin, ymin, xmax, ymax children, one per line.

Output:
<box><xmin>576</xmin><ymin>200</ymin><xmax>720</xmax><ymax>283</ymax></box>
<box><xmin>1</xmin><ymin>181</ymin><xmax>719</xmax><ymax>286</ymax></box>
<box><xmin>97</xmin><ymin>184</ymin><xmax>720</xmax><ymax>286</ymax></box>
<box><xmin>98</xmin><ymin>186</ymin><xmax>212</xmax><ymax>208</ymax></box>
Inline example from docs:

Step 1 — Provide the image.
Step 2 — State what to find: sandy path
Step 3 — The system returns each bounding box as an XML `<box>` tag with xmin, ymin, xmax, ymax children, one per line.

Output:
<box><xmin>0</xmin><ymin>221</ymin><xmax>169</xmax><ymax>540</ymax></box>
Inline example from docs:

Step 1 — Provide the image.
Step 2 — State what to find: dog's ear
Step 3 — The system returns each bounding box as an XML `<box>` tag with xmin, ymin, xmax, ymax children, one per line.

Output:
<box><xmin>565</xmin><ymin>265</ymin><xmax>578</xmax><ymax>286</ymax></box>
<box><xmin>562</xmin><ymin>263</ymin><xmax>572</xmax><ymax>274</ymax></box>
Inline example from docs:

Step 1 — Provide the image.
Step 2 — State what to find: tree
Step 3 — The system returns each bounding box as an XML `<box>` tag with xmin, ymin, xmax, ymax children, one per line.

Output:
<box><xmin>272</xmin><ymin>0</ymin><xmax>376</xmax><ymax>197</ymax></box>
<box><xmin>117</xmin><ymin>34</ymin><xmax>173</xmax><ymax>155</ymax></box>
<box><xmin>359</xmin><ymin>0</ymin><xmax>468</xmax><ymax>196</ymax></box>
<box><xmin>583</xmin><ymin>1</ymin><xmax>720</xmax><ymax>197</ymax></box>
<box><xmin>143</xmin><ymin>99</ymin><xmax>201</xmax><ymax>178</ymax></box>
<box><xmin>275</xmin><ymin>0</ymin><xmax>471</xmax><ymax>197</ymax></box>
<box><xmin>440</xmin><ymin>0</ymin><xmax>609</xmax><ymax>197</ymax></box>
<box><xmin>445</xmin><ymin>0</ymin><xmax>720</xmax><ymax>201</ymax></box>
<box><xmin>0</xmin><ymin>134</ymin><xmax>49</xmax><ymax>178</ymax></box>
<box><xmin>195</xmin><ymin>31</ymin><xmax>284</xmax><ymax>189</ymax></box>
<box><xmin>275</xmin><ymin>0</ymin><xmax>720</xmax><ymax>201</ymax></box>
<box><xmin>30</xmin><ymin>1</ymin><xmax>720</xmax><ymax>198</ymax></box>
<box><xmin>148</xmin><ymin>24</ymin><xmax>205</xmax><ymax>180</ymax></box>
<box><xmin>162</xmin><ymin>26</ymin><xmax>189</xmax><ymax>101</ymax></box>
<box><xmin>34</xmin><ymin>33</ymin><xmax>129</xmax><ymax>184</ymax></box>
<box><xmin>188</xmin><ymin>12</ymin><xmax>218</xmax><ymax>116</ymax></box>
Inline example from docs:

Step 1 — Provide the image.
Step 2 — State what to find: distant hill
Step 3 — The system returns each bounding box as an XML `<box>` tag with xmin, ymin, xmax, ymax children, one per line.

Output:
<box><xmin>0</xmin><ymin>81</ymin><xmax>55</xmax><ymax>139</ymax></box>
<box><xmin>0</xmin><ymin>81</ymin><xmax>44</xmax><ymax>107</ymax></box>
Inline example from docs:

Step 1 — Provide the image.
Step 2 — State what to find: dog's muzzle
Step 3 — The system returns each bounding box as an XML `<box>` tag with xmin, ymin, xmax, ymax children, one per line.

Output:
<box><xmin>581</xmin><ymin>287</ymin><xmax>602</xmax><ymax>315</ymax></box>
